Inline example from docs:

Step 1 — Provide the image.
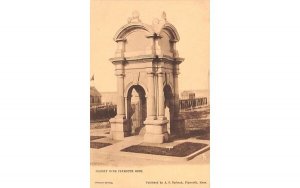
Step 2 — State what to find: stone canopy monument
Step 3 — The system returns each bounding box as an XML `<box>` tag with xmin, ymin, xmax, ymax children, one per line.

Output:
<box><xmin>109</xmin><ymin>11</ymin><xmax>184</xmax><ymax>143</ymax></box>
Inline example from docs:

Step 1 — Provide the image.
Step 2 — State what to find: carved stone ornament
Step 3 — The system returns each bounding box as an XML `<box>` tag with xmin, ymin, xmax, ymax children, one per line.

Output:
<box><xmin>127</xmin><ymin>10</ymin><xmax>141</xmax><ymax>23</ymax></box>
<box><xmin>152</xmin><ymin>11</ymin><xmax>167</xmax><ymax>34</ymax></box>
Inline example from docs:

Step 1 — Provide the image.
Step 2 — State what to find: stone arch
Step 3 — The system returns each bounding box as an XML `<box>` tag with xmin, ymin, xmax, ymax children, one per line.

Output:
<box><xmin>164</xmin><ymin>81</ymin><xmax>175</xmax><ymax>97</ymax></box>
<box><xmin>124</xmin><ymin>82</ymin><xmax>148</xmax><ymax>97</ymax></box>
<box><xmin>114</xmin><ymin>23</ymin><xmax>155</xmax><ymax>57</ymax></box>
<box><xmin>159</xmin><ymin>23</ymin><xmax>180</xmax><ymax>41</ymax></box>
<box><xmin>126</xmin><ymin>84</ymin><xmax>147</xmax><ymax>135</ymax></box>
<box><xmin>156</xmin><ymin>23</ymin><xmax>180</xmax><ymax>57</ymax></box>
<box><xmin>163</xmin><ymin>84</ymin><xmax>174</xmax><ymax>134</ymax></box>
<box><xmin>158</xmin><ymin>30</ymin><xmax>172</xmax><ymax>55</ymax></box>
<box><xmin>113</xmin><ymin>23</ymin><xmax>154</xmax><ymax>41</ymax></box>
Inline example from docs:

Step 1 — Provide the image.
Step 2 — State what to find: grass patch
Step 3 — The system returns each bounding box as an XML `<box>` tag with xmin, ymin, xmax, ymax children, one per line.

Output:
<box><xmin>180</xmin><ymin>129</ymin><xmax>210</xmax><ymax>140</ymax></box>
<box><xmin>196</xmin><ymin>132</ymin><xmax>210</xmax><ymax>140</ymax></box>
<box><xmin>121</xmin><ymin>142</ymin><xmax>207</xmax><ymax>157</ymax></box>
<box><xmin>90</xmin><ymin>142</ymin><xmax>112</xmax><ymax>149</ymax></box>
<box><xmin>180</xmin><ymin>108</ymin><xmax>210</xmax><ymax>119</ymax></box>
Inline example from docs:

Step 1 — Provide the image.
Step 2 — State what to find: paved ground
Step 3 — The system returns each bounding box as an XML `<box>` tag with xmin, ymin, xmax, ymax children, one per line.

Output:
<box><xmin>90</xmin><ymin>128</ymin><xmax>210</xmax><ymax>166</ymax></box>
<box><xmin>91</xmin><ymin>148</ymin><xmax>210</xmax><ymax>166</ymax></box>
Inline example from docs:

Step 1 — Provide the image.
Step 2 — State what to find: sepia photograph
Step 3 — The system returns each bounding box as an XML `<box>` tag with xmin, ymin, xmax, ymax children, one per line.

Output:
<box><xmin>90</xmin><ymin>0</ymin><xmax>210</xmax><ymax>187</ymax></box>
<box><xmin>3</xmin><ymin>0</ymin><xmax>300</xmax><ymax>188</ymax></box>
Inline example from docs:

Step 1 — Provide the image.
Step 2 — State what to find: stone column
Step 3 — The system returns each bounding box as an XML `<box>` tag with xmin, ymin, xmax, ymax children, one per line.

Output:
<box><xmin>144</xmin><ymin>67</ymin><xmax>168</xmax><ymax>144</ymax></box>
<box><xmin>116</xmin><ymin>74</ymin><xmax>125</xmax><ymax>119</ymax></box>
<box><xmin>171</xmin><ymin>64</ymin><xmax>185</xmax><ymax>136</ymax></box>
<box><xmin>171</xmin><ymin>41</ymin><xmax>179</xmax><ymax>58</ymax></box>
<box><xmin>125</xmin><ymin>96</ymin><xmax>131</xmax><ymax>119</ymax></box>
<box><xmin>109</xmin><ymin>62</ymin><xmax>129</xmax><ymax>140</ymax></box>
<box><xmin>157</xmin><ymin>72</ymin><xmax>165</xmax><ymax>120</ymax></box>
<box><xmin>154</xmin><ymin>38</ymin><xmax>162</xmax><ymax>56</ymax></box>
<box><xmin>115</xmin><ymin>39</ymin><xmax>126</xmax><ymax>58</ymax></box>
<box><xmin>174</xmin><ymin>69</ymin><xmax>180</xmax><ymax>116</ymax></box>
<box><xmin>146</xmin><ymin>71</ymin><xmax>156</xmax><ymax>120</ymax></box>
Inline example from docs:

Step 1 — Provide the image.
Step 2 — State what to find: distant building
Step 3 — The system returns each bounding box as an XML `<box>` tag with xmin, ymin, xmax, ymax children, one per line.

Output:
<box><xmin>181</xmin><ymin>90</ymin><xmax>209</xmax><ymax>102</ymax></box>
<box><xmin>179</xmin><ymin>90</ymin><xmax>210</xmax><ymax>110</ymax></box>
<box><xmin>181</xmin><ymin>91</ymin><xmax>196</xmax><ymax>100</ymax></box>
<box><xmin>90</xmin><ymin>86</ymin><xmax>102</xmax><ymax>106</ymax></box>
<box><xmin>179</xmin><ymin>90</ymin><xmax>209</xmax><ymax>111</ymax></box>
<box><xmin>101</xmin><ymin>92</ymin><xmax>118</xmax><ymax>105</ymax></box>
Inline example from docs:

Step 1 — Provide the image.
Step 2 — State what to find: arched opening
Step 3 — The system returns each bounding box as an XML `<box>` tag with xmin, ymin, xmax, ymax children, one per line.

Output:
<box><xmin>126</xmin><ymin>85</ymin><xmax>147</xmax><ymax>136</ymax></box>
<box><xmin>164</xmin><ymin>84</ymin><xmax>174</xmax><ymax>134</ymax></box>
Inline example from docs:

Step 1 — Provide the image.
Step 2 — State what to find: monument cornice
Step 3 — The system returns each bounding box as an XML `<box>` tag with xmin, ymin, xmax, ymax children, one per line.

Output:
<box><xmin>174</xmin><ymin>57</ymin><xmax>185</xmax><ymax>64</ymax></box>
<box><xmin>124</xmin><ymin>55</ymin><xmax>157</xmax><ymax>61</ymax></box>
<box><xmin>113</xmin><ymin>22</ymin><xmax>154</xmax><ymax>41</ymax></box>
<box><xmin>110</xmin><ymin>57</ymin><xmax>126</xmax><ymax>65</ymax></box>
<box><xmin>110</xmin><ymin>55</ymin><xmax>184</xmax><ymax>64</ymax></box>
<box><xmin>156</xmin><ymin>55</ymin><xmax>184</xmax><ymax>65</ymax></box>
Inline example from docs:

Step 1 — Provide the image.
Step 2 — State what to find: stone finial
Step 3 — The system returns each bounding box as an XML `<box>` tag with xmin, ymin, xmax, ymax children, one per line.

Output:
<box><xmin>152</xmin><ymin>11</ymin><xmax>167</xmax><ymax>34</ymax></box>
<box><xmin>152</xmin><ymin>18</ymin><xmax>163</xmax><ymax>33</ymax></box>
<box><xmin>161</xmin><ymin>11</ymin><xmax>167</xmax><ymax>22</ymax></box>
<box><xmin>132</xmin><ymin>10</ymin><xmax>139</xmax><ymax>19</ymax></box>
<box><xmin>128</xmin><ymin>10</ymin><xmax>141</xmax><ymax>23</ymax></box>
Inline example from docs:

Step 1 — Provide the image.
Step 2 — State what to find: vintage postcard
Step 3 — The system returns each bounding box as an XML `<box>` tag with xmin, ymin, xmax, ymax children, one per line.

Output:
<box><xmin>90</xmin><ymin>0</ymin><xmax>210</xmax><ymax>187</ymax></box>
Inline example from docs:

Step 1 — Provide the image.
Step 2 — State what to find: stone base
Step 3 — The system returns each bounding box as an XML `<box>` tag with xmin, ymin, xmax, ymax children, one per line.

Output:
<box><xmin>143</xmin><ymin>119</ymin><xmax>169</xmax><ymax>143</ymax></box>
<box><xmin>109</xmin><ymin>117</ymin><xmax>130</xmax><ymax>140</ymax></box>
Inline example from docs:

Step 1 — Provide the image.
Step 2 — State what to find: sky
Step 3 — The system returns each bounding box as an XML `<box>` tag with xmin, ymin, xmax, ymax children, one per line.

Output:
<box><xmin>91</xmin><ymin>0</ymin><xmax>209</xmax><ymax>92</ymax></box>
